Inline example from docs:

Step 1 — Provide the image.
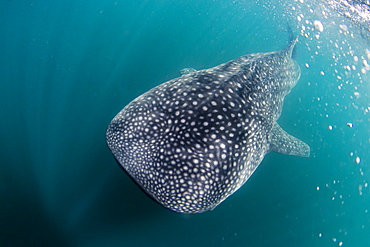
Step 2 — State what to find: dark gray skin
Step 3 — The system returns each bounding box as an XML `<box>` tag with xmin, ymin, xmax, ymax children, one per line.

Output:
<box><xmin>106</xmin><ymin>38</ymin><xmax>310</xmax><ymax>214</ymax></box>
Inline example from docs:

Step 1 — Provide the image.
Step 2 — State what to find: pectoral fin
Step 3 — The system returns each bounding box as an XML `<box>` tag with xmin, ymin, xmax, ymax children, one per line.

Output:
<box><xmin>268</xmin><ymin>122</ymin><xmax>310</xmax><ymax>157</ymax></box>
<box><xmin>180</xmin><ymin>68</ymin><xmax>197</xmax><ymax>75</ymax></box>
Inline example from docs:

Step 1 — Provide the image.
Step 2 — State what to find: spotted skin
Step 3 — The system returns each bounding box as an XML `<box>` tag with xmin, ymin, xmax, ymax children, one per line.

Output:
<box><xmin>106</xmin><ymin>39</ymin><xmax>310</xmax><ymax>214</ymax></box>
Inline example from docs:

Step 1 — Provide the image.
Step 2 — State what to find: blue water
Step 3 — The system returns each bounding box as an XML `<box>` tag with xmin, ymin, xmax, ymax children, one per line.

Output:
<box><xmin>1</xmin><ymin>0</ymin><xmax>369</xmax><ymax>246</ymax></box>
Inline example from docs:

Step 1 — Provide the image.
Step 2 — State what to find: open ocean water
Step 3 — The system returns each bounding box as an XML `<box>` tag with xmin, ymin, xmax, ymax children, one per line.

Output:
<box><xmin>1</xmin><ymin>0</ymin><xmax>369</xmax><ymax>246</ymax></box>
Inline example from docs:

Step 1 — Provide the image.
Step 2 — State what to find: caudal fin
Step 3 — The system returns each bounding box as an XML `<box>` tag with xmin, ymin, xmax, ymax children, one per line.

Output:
<box><xmin>287</xmin><ymin>24</ymin><xmax>298</xmax><ymax>58</ymax></box>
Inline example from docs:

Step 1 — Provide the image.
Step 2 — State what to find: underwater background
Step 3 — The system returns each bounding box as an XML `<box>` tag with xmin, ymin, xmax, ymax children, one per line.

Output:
<box><xmin>1</xmin><ymin>0</ymin><xmax>369</xmax><ymax>246</ymax></box>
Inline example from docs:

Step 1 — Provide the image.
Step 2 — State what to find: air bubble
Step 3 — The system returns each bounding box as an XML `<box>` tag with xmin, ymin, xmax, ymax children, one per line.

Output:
<box><xmin>356</xmin><ymin>157</ymin><xmax>361</xmax><ymax>164</ymax></box>
<box><xmin>339</xmin><ymin>24</ymin><xmax>348</xmax><ymax>31</ymax></box>
<box><xmin>314</xmin><ymin>20</ymin><xmax>324</xmax><ymax>32</ymax></box>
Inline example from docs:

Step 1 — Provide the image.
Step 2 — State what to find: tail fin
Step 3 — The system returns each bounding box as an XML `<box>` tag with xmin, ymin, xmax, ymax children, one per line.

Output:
<box><xmin>287</xmin><ymin>24</ymin><xmax>298</xmax><ymax>58</ymax></box>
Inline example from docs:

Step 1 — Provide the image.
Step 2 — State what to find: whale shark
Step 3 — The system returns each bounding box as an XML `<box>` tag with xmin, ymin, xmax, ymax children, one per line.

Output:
<box><xmin>106</xmin><ymin>38</ymin><xmax>310</xmax><ymax>214</ymax></box>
